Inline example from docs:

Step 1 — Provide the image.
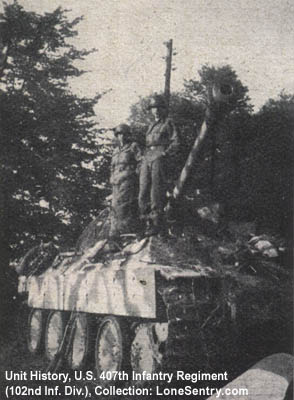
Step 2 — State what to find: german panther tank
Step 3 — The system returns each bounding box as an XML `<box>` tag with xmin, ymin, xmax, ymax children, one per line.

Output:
<box><xmin>18</xmin><ymin>218</ymin><xmax>291</xmax><ymax>382</ymax></box>
<box><xmin>17</xmin><ymin>82</ymin><xmax>291</xmax><ymax>381</ymax></box>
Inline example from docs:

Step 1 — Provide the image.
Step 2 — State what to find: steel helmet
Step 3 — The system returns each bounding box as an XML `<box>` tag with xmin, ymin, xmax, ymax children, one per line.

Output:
<box><xmin>148</xmin><ymin>94</ymin><xmax>167</xmax><ymax>110</ymax></box>
<box><xmin>114</xmin><ymin>123</ymin><xmax>131</xmax><ymax>137</ymax></box>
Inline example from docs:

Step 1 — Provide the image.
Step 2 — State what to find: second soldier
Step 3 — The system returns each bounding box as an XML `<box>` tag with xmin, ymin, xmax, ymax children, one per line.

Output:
<box><xmin>139</xmin><ymin>94</ymin><xmax>179</xmax><ymax>236</ymax></box>
<box><xmin>110</xmin><ymin>124</ymin><xmax>141</xmax><ymax>239</ymax></box>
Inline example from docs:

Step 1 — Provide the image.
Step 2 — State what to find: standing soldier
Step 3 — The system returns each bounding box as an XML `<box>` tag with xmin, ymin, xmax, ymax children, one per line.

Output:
<box><xmin>109</xmin><ymin>124</ymin><xmax>141</xmax><ymax>239</ymax></box>
<box><xmin>139</xmin><ymin>94</ymin><xmax>179</xmax><ymax>236</ymax></box>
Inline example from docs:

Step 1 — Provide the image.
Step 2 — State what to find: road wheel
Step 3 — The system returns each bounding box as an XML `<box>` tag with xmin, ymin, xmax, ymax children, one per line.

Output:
<box><xmin>67</xmin><ymin>313</ymin><xmax>93</xmax><ymax>370</ymax></box>
<box><xmin>44</xmin><ymin>311</ymin><xmax>67</xmax><ymax>361</ymax></box>
<box><xmin>27</xmin><ymin>308</ymin><xmax>45</xmax><ymax>354</ymax></box>
<box><xmin>130</xmin><ymin>323</ymin><xmax>164</xmax><ymax>376</ymax></box>
<box><xmin>95</xmin><ymin>316</ymin><xmax>130</xmax><ymax>382</ymax></box>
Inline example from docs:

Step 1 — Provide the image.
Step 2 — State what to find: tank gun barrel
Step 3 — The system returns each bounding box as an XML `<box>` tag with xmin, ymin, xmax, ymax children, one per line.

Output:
<box><xmin>172</xmin><ymin>83</ymin><xmax>233</xmax><ymax>201</ymax></box>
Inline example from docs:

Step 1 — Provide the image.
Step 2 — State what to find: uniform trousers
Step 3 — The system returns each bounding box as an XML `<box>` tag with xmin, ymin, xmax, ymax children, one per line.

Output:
<box><xmin>138</xmin><ymin>151</ymin><xmax>167</xmax><ymax>224</ymax></box>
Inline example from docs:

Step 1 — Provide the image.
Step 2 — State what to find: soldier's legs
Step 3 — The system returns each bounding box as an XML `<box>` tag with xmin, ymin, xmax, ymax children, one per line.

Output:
<box><xmin>117</xmin><ymin>178</ymin><xmax>139</xmax><ymax>233</ymax></box>
<box><xmin>150</xmin><ymin>157</ymin><xmax>167</xmax><ymax>228</ymax></box>
<box><xmin>138</xmin><ymin>158</ymin><xmax>151</xmax><ymax>220</ymax></box>
<box><xmin>110</xmin><ymin>185</ymin><xmax>120</xmax><ymax>238</ymax></box>
<box><xmin>110</xmin><ymin>177</ymin><xmax>140</xmax><ymax>237</ymax></box>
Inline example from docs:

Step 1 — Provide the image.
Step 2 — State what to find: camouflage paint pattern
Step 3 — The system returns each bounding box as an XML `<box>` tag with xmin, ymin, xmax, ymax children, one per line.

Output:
<box><xmin>19</xmin><ymin>239</ymin><xmax>213</xmax><ymax>319</ymax></box>
<box><xmin>22</xmin><ymin>240</ymin><xmax>155</xmax><ymax>318</ymax></box>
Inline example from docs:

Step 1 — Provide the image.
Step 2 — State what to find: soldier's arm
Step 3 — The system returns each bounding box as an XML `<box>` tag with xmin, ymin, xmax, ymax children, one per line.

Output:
<box><xmin>109</xmin><ymin>152</ymin><xmax>116</xmax><ymax>185</ymax></box>
<box><xmin>164</xmin><ymin>119</ymin><xmax>179</xmax><ymax>157</ymax></box>
<box><xmin>131</xmin><ymin>142</ymin><xmax>142</xmax><ymax>174</ymax></box>
<box><xmin>131</xmin><ymin>142</ymin><xmax>142</xmax><ymax>162</ymax></box>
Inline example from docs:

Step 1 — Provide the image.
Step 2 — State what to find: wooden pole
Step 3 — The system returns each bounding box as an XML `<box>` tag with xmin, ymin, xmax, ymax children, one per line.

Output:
<box><xmin>164</xmin><ymin>39</ymin><xmax>173</xmax><ymax>110</ymax></box>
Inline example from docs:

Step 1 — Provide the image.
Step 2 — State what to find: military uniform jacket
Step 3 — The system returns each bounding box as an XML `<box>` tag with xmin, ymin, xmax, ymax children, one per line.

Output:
<box><xmin>110</xmin><ymin>142</ymin><xmax>141</xmax><ymax>186</ymax></box>
<box><xmin>145</xmin><ymin>117</ymin><xmax>179</xmax><ymax>161</ymax></box>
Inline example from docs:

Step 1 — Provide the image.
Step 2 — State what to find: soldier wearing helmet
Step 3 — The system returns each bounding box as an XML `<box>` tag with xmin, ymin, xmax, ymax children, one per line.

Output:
<box><xmin>139</xmin><ymin>94</ymin><xmax>179</xmax><ymax>236</ymax></box>
<box><xmin>109</xmin><ymin>123</ymin><xmax>142</xmax><ymax>238</ymax></box>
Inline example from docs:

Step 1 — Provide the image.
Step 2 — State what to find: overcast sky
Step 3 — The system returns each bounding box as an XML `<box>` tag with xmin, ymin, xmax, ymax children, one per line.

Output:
<box><xmin>4</xmin><ymin>0</ymin><xmax>294</xmax><ymax>127</ymax></box>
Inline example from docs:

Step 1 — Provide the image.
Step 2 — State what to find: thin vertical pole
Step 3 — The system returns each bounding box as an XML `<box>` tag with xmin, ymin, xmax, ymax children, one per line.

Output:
<box><xmin>164</xmin><ymin>39</ymin><xmax>173</xmax><ymax>110</ymax></box>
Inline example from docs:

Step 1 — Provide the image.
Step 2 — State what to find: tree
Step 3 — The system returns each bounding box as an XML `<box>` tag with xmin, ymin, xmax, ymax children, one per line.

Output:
<box><xmin>239</xmin><ymin>92</ymin><xmax>294</xmax><ymax>234</ymax></box>
<box><xmin>181</xmin><ymin>65</ymin><xmax>253</xmax><ymax>214</ymax></box>
<box><xmin>129</xmin><ymin>65</ymin><xmax>252</xmax><ymax>206</ymax></box>
<box><xmin>0</xmin><ymin>2</ymin><xmax>110</xmax><ymax>272</ymax></box>
<box><xmin>128</xmin><ymin>64</ymin><xmax>292</xmax><ymax>237</ymax></box>
<box><xmin>129</xmin><ymin>92</ymin><xmax>203</xmax><ymax>185</ymax></box>
<box><xmin>184</xmin><ymin>64</ymin><xmax>253</xmax><ymax>114</ymax></box>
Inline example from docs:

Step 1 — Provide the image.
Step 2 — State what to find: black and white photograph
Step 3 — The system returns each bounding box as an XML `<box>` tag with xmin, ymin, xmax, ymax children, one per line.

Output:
<box><xmin>0</xmin><ymin>1</ymin><xmax>293</xmax><ymax>399</ymax></box>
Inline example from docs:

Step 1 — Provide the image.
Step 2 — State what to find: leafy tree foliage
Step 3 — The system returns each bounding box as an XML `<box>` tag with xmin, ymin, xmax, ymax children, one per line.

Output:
<box><xmin>129</xmin><ymin>92</ymin><xmax>203</xmax><ymax>186</ymax></box>
<box><xmin>184</xmin><ymin>64</ymin><xmax>253</xmax><ymax>114</ymax></box>
<box><xmin>129</xmin><ymin>65</ymin><xmax>252</xmax><ymax>199</ymax></box>
<box><xmin>0</xmin><ymin>2</ymin><xmax>110</xmax><ymax>266</ymax></box>
<box><xmin>181</xmin><ymin>65</ymin><xmax>253</xmax><ymax>206</ymax></box>
<box><xmin>128</xmin><ymin>67</ymin><xmax>293</xmax><ymax>236</ymax></box>
<box><xmin>129</xmin><ymin>92</ymin><xmax>201</xmax><ymax>150</ymax></box>
<box><xmin>239</xmin><ymin>92</ymin><xmax>294</xmax><ymax>233</ymax></box>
